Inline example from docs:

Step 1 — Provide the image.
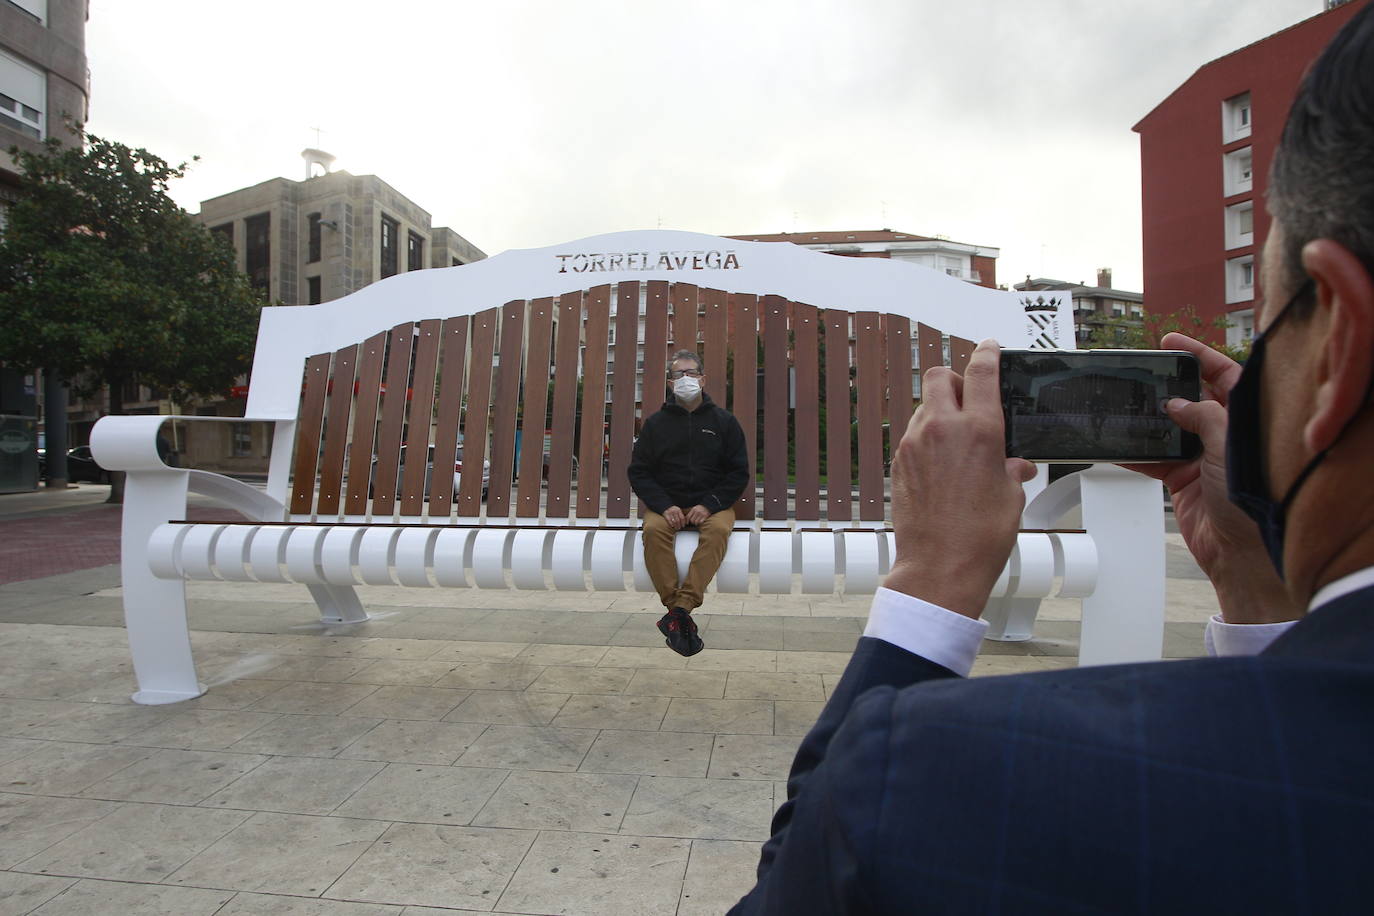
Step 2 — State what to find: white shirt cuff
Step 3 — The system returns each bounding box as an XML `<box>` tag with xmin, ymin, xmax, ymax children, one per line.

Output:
<box><xmin>863</xmin><ymin>587</ymin><xmax>988</xmax><ymax>677</ymax></box>
<box><xmin>1203</xmin><ymin>615</ymin><xmax>1296</xmax><ymax>657</ymax></box>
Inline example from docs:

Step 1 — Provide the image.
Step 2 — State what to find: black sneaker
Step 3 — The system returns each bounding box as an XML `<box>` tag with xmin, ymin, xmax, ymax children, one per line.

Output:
<box><xmin>656</xmin><ymin>607</ymin><xmax>704</xmax><ymax>656</ymax></box>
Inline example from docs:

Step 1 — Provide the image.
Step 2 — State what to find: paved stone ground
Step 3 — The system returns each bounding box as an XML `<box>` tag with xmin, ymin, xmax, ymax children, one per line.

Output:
<box><xmin>0</xmin><ymin>485</ymin><xmax>1221</xmax><ymax>915</ymax></box>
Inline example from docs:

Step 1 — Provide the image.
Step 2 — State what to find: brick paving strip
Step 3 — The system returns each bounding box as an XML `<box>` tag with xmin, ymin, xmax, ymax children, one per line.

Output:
<box><xmin>0</xmin><ymin>505</ymin><xmax>243</xmax><ymax>585</ymax></box>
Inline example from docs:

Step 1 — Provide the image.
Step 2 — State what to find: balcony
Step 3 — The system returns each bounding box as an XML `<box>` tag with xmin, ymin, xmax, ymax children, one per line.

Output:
<box><xmin>944</xmin><ymin>268</ymin><xmax>982</xmax><ymax>283</ymax></box>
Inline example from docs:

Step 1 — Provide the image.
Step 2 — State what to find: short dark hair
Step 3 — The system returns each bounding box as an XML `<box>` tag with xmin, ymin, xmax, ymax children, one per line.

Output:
<box><xmin>669</xmin><ymin>350</ymin><xmax>703</xmax><ymax>373</ymax></box>
<box><xmin>1269</xmin><ymin>1</ymin><xmax>1374</xmax><ymax>316</ymax></box>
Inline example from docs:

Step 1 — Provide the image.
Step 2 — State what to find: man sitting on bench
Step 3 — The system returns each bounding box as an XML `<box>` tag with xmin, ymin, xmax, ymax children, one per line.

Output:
<box><xmin>629</xmin><ymin>349</ymin><xmax>749</xmax><ymax>655</ymax></box>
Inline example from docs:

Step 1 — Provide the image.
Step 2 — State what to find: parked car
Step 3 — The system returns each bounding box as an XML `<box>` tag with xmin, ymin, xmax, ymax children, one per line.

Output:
<box><xmin>370</xmin><ymin>444</ymin><xmax>489</xmax><ymax>500</ymax></box>
<box><xmin>37</xmin><ymin>445</ymin><xmax>110</xmax><ymax>484</ymax></box>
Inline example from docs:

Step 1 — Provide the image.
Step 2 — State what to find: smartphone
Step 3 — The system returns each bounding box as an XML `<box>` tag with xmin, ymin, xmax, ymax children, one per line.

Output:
<box><xmin>999</xmin><ymin>349</ymin><xmax>1202</xmax><ymax>463</ymax></box>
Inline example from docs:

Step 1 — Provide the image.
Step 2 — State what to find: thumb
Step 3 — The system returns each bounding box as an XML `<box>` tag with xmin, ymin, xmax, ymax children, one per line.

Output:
<box><xmin>1166</xmin><ymin>398</ymin><xmax>1227</xmax><ymax>446</ymax></box>
<box><xmin>1005</xmin><ymin>458</ymin><xmax>1037</xmax><ymax>484</ymax></box>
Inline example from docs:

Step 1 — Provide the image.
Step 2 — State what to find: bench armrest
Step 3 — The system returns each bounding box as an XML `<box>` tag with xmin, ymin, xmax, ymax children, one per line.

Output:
<box><xmin>90</xmin><ymin>414</ymin><xmax>279</xmax><ymax>472</ymax></box>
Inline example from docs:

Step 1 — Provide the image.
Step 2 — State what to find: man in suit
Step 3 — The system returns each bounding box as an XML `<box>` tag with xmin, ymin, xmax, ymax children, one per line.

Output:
<box><xmin>731</xmin><ymin>6</ymin><xmax>1374</xmax><ymax>912</ymax></box>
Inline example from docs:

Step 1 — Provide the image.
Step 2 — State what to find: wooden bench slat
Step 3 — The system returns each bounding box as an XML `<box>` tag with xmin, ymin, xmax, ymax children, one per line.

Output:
<box><xmin>316</xmin><ymin>344</ymin><xmax>358</xmax><ymax>516</ymax></box>
<box><xmin>344</xmin><ymin>331</ymin><xmax>388</xmax><ymax>516</ymax></box>
<box><xmin>399</xmin><ymin>319</ymin><xmax>443</xmax><ymax>517</ymax></box>
<box><xmin>823</xmin><ymin>310</ymin><xmax>853</xmax><ymax>521</ymax></box>
<box><xmin>370</xmin><ymin>323</ymin><xmax>415</xmax><ymax>516</ymax></box>
<box><xmin>701</xmin><ymin>287</ymin><xmax>728</xmax><ymax>397</ymax></box>
<box><xmin>639</xmin><ymin>282</ymin><xmax>671</xmax><ymax>518</ymax></box>
<box><xmin>886</xmin><ymin>316</ymin><xmax>914</xmax><ymax>461</ymax></box>
<box><xmin>546</xmin><ymin>290</ymin><xmax>582</xmax><ymax>518</ymax></box>
<box><xmin>793</xmin><ymin>302</ymin><xmax>821</xmax><ymax>521</ymax></box>
<box><xmin>428</xmin><ymin>318</ymin><xmax>470</xmax><ymax>519</ymax></box>
<box><xmin>516</xmin><ymin>298</ymin><xmax>555</xmax><ymax>518</ymax></box>
<box><xmin>487</xmin><ymin>300</ymin><xmax>526</xmax><ymax>518</ymax></box>
<box><xmin>289</xmin><ymin>352</ymin><xmax>332</xmax><ymax>515</ymax></box>
<box><xmin>949</xmin><ymin>335</ymin><xmax>976</xmax><ymax>374</ymax></box>
<box><xmin>458</xmin><ymin>309</ymin><xmax>498</xmax><ymax>516</ymax></box>
<box><xmin>605</xmin><ymin>283</ymin><xmax>640</xmax><ymax>519</ymax></box>
<box><xmin>761</xmin><ymin>294</ymin><xmax>789</xmax><ymax>521</ymax></box>
<box><xmin>577</xmin><ymin>285</ymin><xmax>611</xmax><ymax>518</ymax></box>
<box><xmin>916</xmin><ymin>321</ymin><xmax>944</xmax><ymax>381</ymax></box>
<box><xmin>730</xmin><ymin>293</ymin><xmax>758</xmax><ymax>522</ymax></box>
<box><xmin>671</xmin><ymin>283</ymin><xmax>698</xmax><ymax>354</ymax></box>
<box><xmin>855</xmin><ymin>311</ymin><xmax>886</xmax><ymax>521</ymax></box>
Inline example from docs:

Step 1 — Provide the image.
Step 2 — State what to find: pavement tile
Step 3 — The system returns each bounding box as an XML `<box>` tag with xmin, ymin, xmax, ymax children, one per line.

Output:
<box><xmin>526</xmin><ymin>665</ymin><xmax>634</xmax><ymax>695</ymax></box>
<box><xmin>200</xmin><ymin>756</ymin><xmax>385</xmax><ymax>816</ymax></box>
<box><xmin>679</xmin><ymin>839</ymin><xmax>764</xmax><ymax>916</ymax></box>
<box><xmin>551</xmin><ymin>694</ymin><xmax>671</xmax><ymax>732</ymax></box>
<box><xmin>332</xmin><ymin>763</ymin><xmax>509</xmax><ymax>825</ymax></box>
<box><xmin>18</xmin><ymin>801</ymin><xmax>251</xmax><ymax>882</ymax></box>
<box><xmin>418</xmin><ymin>640</ymin><xmax>530</xmax><ymax>662</ymax></box>
<box><xmin>78</xmin><ymin>748</ymin><xmax>270</xmax><ymax>805</ymax></box>
<box><xmin>620</xmin><ymin>775</ymin><xmax>775</xmax><ymax>841</ymax></box>
<box><xmin>473</xmin><ymin>770</ymin><xmax>638</xmax><ymax>832</ymax></box>
<box><xmin>227</xmin><ymin>714</ymin><xmax>382</xmax><ymax>758</ymax></box>
<box><xmin>773</xmin><ymin>650</ymin><xmax>854</xmax><ymax>674</ymax></box>
<box><xmin>625</xmin><ymin>668</ymin><xmax>728</xmax><ymax>699</ymax></box>
<box><xmin>431</xmin><ymin>661</ymin><xmax>545</xmax><ymax>691</ymax></box>
<box><xmin>773</xmin><ymin>700</ymin><xmax>826</xmax><ymax>737</ymax></box>
<box><xmin>0</xmin><ymin>698</ymin><xmax>87</xmax><ymax>737</ymax></box>
<box><xmin>497</xmin><ymin>831</ymin><xmax>689</xmax><ymax>916</ymax></box>
<box><xmin>0</xmin><ymin>871</ymin><xmax>75</xmax><ymax>916</ymax></box>
<box><xmin>29</xmin><ymin>878</ymin><xmax>234</xmax><ymax>915</ymax></box>
<box><xmin>580</xmin><ymin>730</ymin><xmax>713</xmax><ymax>778</ymax></box>
<box><xmin>337</xmin><ymin>719</ymin><xmax>490</xmax><ymax>765</ymax></box>
<box><xmin>724</xmin><ymin>671</ymin><xmax>826</xmax><ymax>701</ymax></box>
<box><xmin>258</xmin><ymin>656</ymin><xmax>380</xmax><ymax>683</ymax></box>
<box><xmin>455</xmin><ymin>725</ymin><xmax>598</xmax><ymax>772</ymax></box>
<box><xmin>177</xmin><ymin>678</ymin><xmax>289</xmax><ymax>710</ymax></box>
<box><xmin>514</xmin><ymin>644</ymin><xmax>609</xmax><ymax>666</ymax></box>
<box><xmin>21</xmin><ymin>702</ymin><xmax>170</xmax><ymax>743</ymax></box>
<box><xmin>660</xmin><ymin>698</ymin><xmax>774</xmax><ymax>735</ymax></box>
<box><xmin>168</xmin><ymin>811</ymin><xmax>389</xmax><ymax>897</ymax></box>
<box><xmin>598</xmin><ymin>646</ymin><xmax>690</xmax><ymax>670</ymax></box>
<box><xmin>342</xmin><ymin>659</ymin><xmax>459</xmax><ymax>686</ymax></box>
<box><xmin>708</xmin><ymin>734</ymin><xmax>801</xmax><ymax>780</ymax></box>
<box><xmin>0</xmin><ymin>736</ymin><xmax>43</xmax><ymax>766</ymax></box>
<box><xmin>246</xmin><ymin>682</ymin><xmax>381</xmax><ymax>716</ymax></box>
<box><xmin>685</xmin><ymin>649</ymin><xmax>778</xmax><ymax>672</ymax></box>
<box><xmin>117</xmin><ymin>708</ymin><xmax>280</xmax><ymax>750</ymax></box>
<box><xmin>442</xmin><ymin>689</ymin><xmax>570</xmax><ymax>726</ymax></box>
<box><xmin>340</xmin><ymin>685</ymin><xmax>470</xmax><ymax>721</ymax></box>
<box><xmin>328</xmin><ymin>822</ymin><xmax>536</xmax><ymax>910</ymax></box>
<box><xmin>0</xmin><ymin>741</ymin><xmax>154</xmax><ymax>796</ymax></box>
<box><xmin>217</xmin><ymin>893</ymin><xmax>405</xmax><ymax>914</ymax></box>
<box><xmin>0</xmin><ymin>792</ymin><xmax>119</xmax><ymax>869</ymax></box>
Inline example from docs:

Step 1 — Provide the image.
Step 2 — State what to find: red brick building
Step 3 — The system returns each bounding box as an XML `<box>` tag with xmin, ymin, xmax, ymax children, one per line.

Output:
<box><xmin>727</xmin><ymin>229</ymin><xmax>998</xmax><ymax>290</ymax></box>
<box><xmin>1133</xmin><ymin>0</ymin><xmax>1367</xmax><ymax>348</ymax></box>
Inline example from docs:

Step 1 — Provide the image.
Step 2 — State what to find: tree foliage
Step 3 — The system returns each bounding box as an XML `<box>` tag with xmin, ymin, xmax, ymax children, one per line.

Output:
<box><xmin>0</xmin><ymin>130</ymin><xmax>262</xmax><ymax>409</ymax></box>
<box><xmin>1082</xmin><ymin>305</ymin><xmax>1249</xmax><ymax>362</ymax></box>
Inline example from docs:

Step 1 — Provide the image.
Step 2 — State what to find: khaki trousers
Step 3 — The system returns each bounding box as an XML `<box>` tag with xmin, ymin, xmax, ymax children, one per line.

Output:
<box><xmin>642</xmin><ymin>508</ymin><xmax>735</xmax><ymax>612</ymax></box>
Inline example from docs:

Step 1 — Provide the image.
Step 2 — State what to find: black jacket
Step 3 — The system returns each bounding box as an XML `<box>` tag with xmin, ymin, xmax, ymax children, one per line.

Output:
<box><xmin>628</xmin><ymin>392</ymin><xmax>749</xmax><ymax>515</ymax></box>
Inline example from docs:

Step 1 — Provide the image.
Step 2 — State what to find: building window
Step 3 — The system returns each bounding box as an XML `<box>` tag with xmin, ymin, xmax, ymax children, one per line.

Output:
<box><xmin>1129</xmin><ymin>304</ymin><xmax>1144</xmax><ymax>318</ymax></box>
<box><xmin>209</xmin><ymin>222</ymin><xmax>233</xmax><ymax>247</ymax></box>
<box><xmin>244</xmin><ymin>212</ymin><xmax>271</xmax><ymax>293</ymax></box>
<box><xmin>1222</xmin><ymin>92</ymin><xmax>1252</xmax><ymax>142</ymax></box>
<box><xmin>231</xmin><ymin>423</ymin><xmax>253</xmax><ymax>458</ymax></box>
<box><xmin>1225</xmin><ymin>201</ymin><xmax>1255</xmax><ymax>250</ymax></box>
<box><xmin>9</xmin><ymin>0</ymin><xmax>47</xmax><ymax>24</ymax></box>
<box><xmin>307</xmin><ymin>212</ymin><xmax>321</xmax><ymax>263</ymax></box>
<box><xmin>380</xmin><ymin>215</ymin><xmax>399</xmax><ymax>278</ymax></box>
<box><xmin>0</xmin><ymin>50</ymin><xmax>46</xmax><ymax>141</ymax></box>
<box><xmin>1112</xmin><ymin>302</ymin><xmax>1125</xmax><ymax>317</ymax></box>
<box><xmin>1223</xmin><ymin>147</ymin><xmax>1253</xmax><ymax>196</ymax></box>
<box><xmin>1226</xmin><ymin>307</ymin><xmax>1255</xmax><ymax>350</ymax></box>
<box><xmin>307</xmin><ymin>276</ymin><xmax>321</xmax><ymax>305</ymax></box>
<box><xmin>1226</xmin><ymin>255</ymin><xmax>1255</xmax><ymax>304</ymax></box>
<box><xmin>407</xmin><ymin>231</ymin><xmax>424</xmax><ymax>272</ymax></box>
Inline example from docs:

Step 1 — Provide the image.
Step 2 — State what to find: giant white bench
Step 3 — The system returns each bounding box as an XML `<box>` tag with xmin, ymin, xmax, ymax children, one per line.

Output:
<box><xmin>92</xmin><ymin>230</ymin><xmax>1166</xmax><ymax>704</ymax></box>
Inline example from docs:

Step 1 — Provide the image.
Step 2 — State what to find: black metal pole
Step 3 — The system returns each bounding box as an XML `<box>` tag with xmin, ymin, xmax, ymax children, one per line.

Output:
<box><xmin>43</xmin><ymin>369</ymin><xmax>69</xmax><ymax>488</ymax></box>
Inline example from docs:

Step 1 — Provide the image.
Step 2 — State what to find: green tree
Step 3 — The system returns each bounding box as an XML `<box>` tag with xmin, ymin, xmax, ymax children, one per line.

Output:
<box><xmin>1083</xmin><ymin>304</ymin><xmax>1249</xmax><ymax>362</ymax></box>
<box><xmin>0</xmin><ymin>130</ymin><xmax>262</xmax><ymax>412</ymax></box>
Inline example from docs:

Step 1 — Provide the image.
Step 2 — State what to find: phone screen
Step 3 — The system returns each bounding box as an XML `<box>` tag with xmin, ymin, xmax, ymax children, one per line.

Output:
<box><xmin>1000</xmin><ymin>349</ymin><xmax>1201</xmax><ymax>462</ymax></box>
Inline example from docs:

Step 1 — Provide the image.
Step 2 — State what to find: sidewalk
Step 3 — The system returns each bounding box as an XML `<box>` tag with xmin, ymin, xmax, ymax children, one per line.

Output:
<box><xmin>0</xmin><ymin>487</ymin><xmax>1220</xmax><ymax>914</ymax></box>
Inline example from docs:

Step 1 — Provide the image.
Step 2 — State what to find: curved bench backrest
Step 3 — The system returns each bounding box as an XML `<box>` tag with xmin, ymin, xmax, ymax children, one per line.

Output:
<box><xmin>276</xmin><ymin>231</ymin><xmax>1073</xmax><ymax>524</ymax></box>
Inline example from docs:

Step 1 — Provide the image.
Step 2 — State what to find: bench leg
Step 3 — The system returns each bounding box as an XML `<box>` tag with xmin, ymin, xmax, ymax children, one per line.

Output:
<box><xmin>982</xmin><ymin>597</ymin><xmax>1041</xmax><ymax>642</ymax></box>
<box><xmin>121</xmin><ymin>470</ymin><xmax>205</xmax><ymax>704</ymax></box>
<box><xmin>1077</xmin><ymin>467</ymin><xmax>1165</xmax><ymax>666</ymax></box>
<box><xmin>308</xmin><ymin>584</ymin><xmax>369</xmax><ymax>625</ymax></box>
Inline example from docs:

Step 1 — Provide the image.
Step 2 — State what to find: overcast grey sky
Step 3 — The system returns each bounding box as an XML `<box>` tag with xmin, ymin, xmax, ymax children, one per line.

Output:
<box><xmin>85</xmin><ymin>0</ymin><xmax>1328</xmax><ymax>293</ymax></box>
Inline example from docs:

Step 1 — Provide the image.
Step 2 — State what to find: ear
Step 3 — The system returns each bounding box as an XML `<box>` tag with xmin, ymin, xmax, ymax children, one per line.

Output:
<box><xmin>1301</xmin><ymin>239</ymin><xmax>1374</xmax><ymax>453</ymax></box>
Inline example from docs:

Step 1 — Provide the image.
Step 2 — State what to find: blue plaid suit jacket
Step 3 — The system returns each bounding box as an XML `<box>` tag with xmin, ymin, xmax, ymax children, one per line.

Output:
<box><xmin>730</xmin><ymin>586</ymin><xmax>1374</xmax><ymax>914</ymax></box>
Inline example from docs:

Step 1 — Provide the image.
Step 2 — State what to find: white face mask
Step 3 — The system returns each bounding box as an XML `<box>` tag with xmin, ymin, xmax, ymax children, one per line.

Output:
<box><xmin>673</xmin><ymin>375</ymin><xmax>702</xmax><ymax>400</ymax></box>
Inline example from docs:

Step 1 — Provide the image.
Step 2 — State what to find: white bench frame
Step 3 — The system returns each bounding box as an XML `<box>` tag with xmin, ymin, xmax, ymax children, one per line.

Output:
<box><xmin>92</xmin><ymin>230</ymin><xmax>1165</xmax><ymax>704</ymax></box>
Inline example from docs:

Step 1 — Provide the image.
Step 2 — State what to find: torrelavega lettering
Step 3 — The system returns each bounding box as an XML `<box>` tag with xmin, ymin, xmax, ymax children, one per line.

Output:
<box><xmin>556</xmin><ymin>250</ymin><xmax>741</xmax><ymax>274</ymax></box>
